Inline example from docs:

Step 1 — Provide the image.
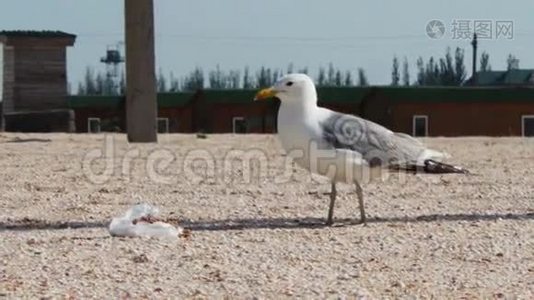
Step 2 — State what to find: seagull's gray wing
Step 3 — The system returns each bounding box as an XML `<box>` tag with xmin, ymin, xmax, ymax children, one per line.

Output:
<box><xmin>320</xmin><ymin>111</ymin><xmax>436</xmax><ymax>167</ymax></box>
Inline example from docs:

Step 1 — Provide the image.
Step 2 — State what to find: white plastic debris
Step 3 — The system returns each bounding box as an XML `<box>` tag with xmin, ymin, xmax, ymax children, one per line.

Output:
<box><xmin>109</xmin><ymin>203</ymin><xmax>182</xmax><ymax>238</ymax></box>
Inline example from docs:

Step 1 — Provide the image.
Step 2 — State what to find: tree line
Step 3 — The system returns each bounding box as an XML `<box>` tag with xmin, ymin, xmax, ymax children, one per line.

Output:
<box><xmin>77</xmin><ymin>48</ymin><xmax>522</xmax><ymax>95</ymax></box>
<box><xmin>77</xmin><ymin>63</ymin><xmax>370</xmax><ymax>95</ymax></box>
<box><xmin>398</xmin><ymin>49</ymin><xmax>521</xmax><ymax>86</ymax></box>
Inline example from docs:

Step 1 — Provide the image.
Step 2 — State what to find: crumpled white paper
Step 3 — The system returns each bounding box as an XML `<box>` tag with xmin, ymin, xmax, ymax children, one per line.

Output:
<box><xmin>109</xmin><ymin>203</ymin><xmax>182</xmax><ymax>238</ymax></box>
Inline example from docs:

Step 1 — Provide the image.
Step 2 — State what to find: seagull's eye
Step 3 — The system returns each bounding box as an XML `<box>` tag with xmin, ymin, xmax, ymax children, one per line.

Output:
<box><xmin>286</xmin><ymin>81</ymin><xmax>294</xmax><ymax>87</ymax></box>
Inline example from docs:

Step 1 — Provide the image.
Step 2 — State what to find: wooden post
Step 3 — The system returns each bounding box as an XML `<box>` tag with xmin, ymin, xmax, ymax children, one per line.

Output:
<box><xmin>125</xmin><ymin>0</ymin><xmax>157</xmax><ymax>142</ymax></box>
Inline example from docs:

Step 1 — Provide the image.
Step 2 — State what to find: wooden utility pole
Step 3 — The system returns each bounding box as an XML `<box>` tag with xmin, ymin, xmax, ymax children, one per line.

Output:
<box><xmin>125</xmin><ymin>0</ymin><xmax>157</xmax><ymax>142</ymax></box>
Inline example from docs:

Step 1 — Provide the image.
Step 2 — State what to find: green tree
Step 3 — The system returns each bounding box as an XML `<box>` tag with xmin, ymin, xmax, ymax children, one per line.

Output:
<box><xmin>157</xmin><ymin>68</ymin><xmax>167</xmax><ymax>92</ymax></box>
<box><xmin>103</xmin><ymin>73</ymin><xmax>117</xmax><ymax>95</ymax></box>
<box><xmin>506</xmin><ymin>54</ymin><xmax>519</xmax><ymax>70</ymax></box>
<box><xmin>480</xmin><ymin>52</ymin><xmax>491</xmax><ymax>71</ymax></box>
<box><xmin>287</xmin><ymin>63</ymin><xmax>294</xmax><ymax>74</ymax></box>
<box><xmin>82</xmin><ymin>67</ymin><xmax>97</xmax><ymax>95</ymax></box>
<box><xmin>95</xmin><ymin>73</ymin><xmax>105</xmax><ymax>95</ymax></box>
<box><xmin>192</xmin><ymin>67</ymin><xmax>205</xmax><ymax>89</ymax></box>
<box><xmin>327</xmin><ymin>63</ymin><xmax>335</xmax><ymax>86</ymax></box>
<box><xmin>119</xmin><ymin>70</ymin><xmax>126</xmax><ymax>95</ymax></box>
<box><xmin>298</xmin><ymin>67</ymin><xmax>309</xmax><ymax>75</ymax></box>
<box><xmin>272</xmin><ymin>68</ymin><xmax>280</xmax><ymax>85</ymax></box>
<box><xmin>424</xmin><ymin>57</ymin><xmax>439</xmax><ymax>85</ymax></box>
<box><xmin>416</xmin><ymin>57</ymin><xmax>425</xmax><ymax>85</ymax></box>
<box><xmin>438</xmin><ymin>48</ymin><xmax>455</xmax><ymax>85</ymax></box>
<box><xmin>344</xmin><ymin>71</ymin><xmax>353</xmax><ymax>86</ymax></box>
<box><xmin>169</xmin><ymin>72</ymin><xmax>179</xmax><ymax>92</ymax></box>
<box><xmin>335</xmin><ymin>70</ymin><xmax>343</xmax><ymax>86</ymax></box>
<box><xmin>182</xmin><ymin>67</ymin><xmax>204</xmax><ymax>91</ymax></box>
<box><xmin>454</xmin><ymin>47</ymin><xmax>466</xmax><ymax>84</ymax></box>
<box><xmin>228</xmin><ymin>70</ymin><xmax>240</xmax><ymax>89</ymax></box>
<box><xmin>209</xmin><ymin>65</ymin><xmax>225</xmax><ymax>89</ymax></box>
<box><xmin>414</xmin><ymin>47</ymin><xmax>466</xmax><ymax>86</ymax></box>
<box><xmin>357</xmin><ymin>68</ymin><xmax>369</xmax><ymax>86</ymax></box>
<box><xmin>266</xmin><ymin>68</ymin><xmax>273</xmax><ymax>86</ymax></box>
<box><xmin>256</xmin><ymin>66</ymin><xmax>271</xmax><ymax>87</ymax></box>
<box><xmin>391</xmin><ymin>56</ymin><xmax>400</xmax><ymax>86</ymax></box>
<box><xmin>243</xmin><ymin>66</ymin><xmax>254</xmax><ymax>89</ymax></box>
<box><xmin>317</xmin><ymin>67</ymin><xmax>326</xmax><ymax>86</ymax></box>
<box><xmin>402</xmin><ymin>57</ymin><xmax>410</xmax><ymax>86</ymax></box>
<box><xmin>77</xmin><ymin>82</ymin><xmax>86</xmax><ymax>96</ymax></box>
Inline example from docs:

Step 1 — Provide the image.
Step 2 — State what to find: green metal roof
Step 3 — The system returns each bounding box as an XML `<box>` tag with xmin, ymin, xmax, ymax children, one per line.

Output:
<box><xmin>202</xmin><ymin>86</ymin><xmax>534</xmax><ymax>105</ymax></box>
<box><xmin>202</xmin><ymin>89</ymin><xmax>257</xmax><ymax>104</ymax></box>
<box><xmin>317</xmin><ymin>87</ymin><xmax>371</xmax><ymax>104</ymax></box>
<box><xmin>475</xmin><ymin>71</ymin><xmax>506</xmax><ymax>85</ymax></box>
<box><xmin>68</xmin><ymin>92</ymin><xmax>194</xmax><ymax>109</ymax></box>
<box><xmin>202</xmin><ymin>87</ymin><xmax>372</xmax><ymax>104</ymax></box>
<box><xmin>68</xmin><ymin>86</ymin><xmax>534</xmax><ymax>109</ymax></box>
<box><xmin>503</xmin><ymin>69</ymin><xmax>534</xmax><ymax>85</ymax></box>
<box><xmin>68</xmin><ymin>96</ymin><xmax>123</xmax><ymax>108</ymax></box>
<box><xmin>158</xmin><ymin>92</ymin><xmax>194</xmax><ymax>107</ymax></box>
<box><xmin>375</xmin><ymin>86</ymin><xmax>534</xmax><ymax>102</ymax></box>
<box><xmin>472</xmin><ymin>69</ymin><xmax>534</xmax><ymax>86</ymax></box>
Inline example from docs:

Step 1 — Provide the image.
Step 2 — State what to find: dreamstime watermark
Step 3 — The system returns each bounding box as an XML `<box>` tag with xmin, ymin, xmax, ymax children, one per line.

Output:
<box><xmin>426</xmin><ymin>19</ymin><xmax>514</xmax><ymax>40</ymax></box>
<box><xmin>81</xmin><ymin>125</ymin><xmax>438</xmax><ymax>188</ymax></box>
<box><xmin>82</xmin><ymin>135</ymin><xmax>272</xmax><ymax>186</ymax></box>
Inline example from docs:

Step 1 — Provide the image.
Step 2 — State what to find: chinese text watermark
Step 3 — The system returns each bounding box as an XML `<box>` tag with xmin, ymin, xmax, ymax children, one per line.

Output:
<box><xmin>426</xmin><ymin>19</ymin><xmax>514</xmax><ymax>40</ymax></box>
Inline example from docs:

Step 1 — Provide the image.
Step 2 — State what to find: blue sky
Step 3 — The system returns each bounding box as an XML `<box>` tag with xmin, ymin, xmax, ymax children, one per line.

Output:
<box><xmin>1</xmin><ymin>0</ymin><xmax>533</xmax><ymax>87</ymax></box>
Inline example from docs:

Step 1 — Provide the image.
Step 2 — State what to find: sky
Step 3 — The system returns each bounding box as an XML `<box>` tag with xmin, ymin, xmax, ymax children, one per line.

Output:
<box><xmin>1</xmin><ymin>0</ymin><xmax>534</xmax><ymax>88</ymax></box>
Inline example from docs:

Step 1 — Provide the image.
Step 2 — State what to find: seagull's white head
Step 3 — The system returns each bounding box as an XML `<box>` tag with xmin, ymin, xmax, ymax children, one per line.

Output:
<box><xmin>254</xmin><ymin>73</ymin><xmax>317</xmax><ymax>106</ymax></box>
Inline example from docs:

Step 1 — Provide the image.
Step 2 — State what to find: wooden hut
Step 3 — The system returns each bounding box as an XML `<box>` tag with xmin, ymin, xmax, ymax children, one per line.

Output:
<box><xmin>0</xmin><ymin>30</ymin><xmax>76</xmax><ymax>132</ymax></box>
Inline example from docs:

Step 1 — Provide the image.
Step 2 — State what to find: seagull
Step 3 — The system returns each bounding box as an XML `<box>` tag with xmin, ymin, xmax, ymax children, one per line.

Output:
<box><xmin>255</xmin><ymin>73</ymin><xmax>468</xmax><ymax>226</ymax></box>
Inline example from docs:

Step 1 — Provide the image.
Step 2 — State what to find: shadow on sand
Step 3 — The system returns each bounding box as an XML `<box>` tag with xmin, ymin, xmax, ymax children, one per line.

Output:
<box><xmin>0</xmin><ymin>219</ymin><xmax>107</xmax><ymax>232</ymax></box>
<box><xmin>4</xmin><ymin>138</ymin><xmax>52</xmax><ymax>143</ymax></box>
<box><xmin>1</xmin><ymin>212</ymin><xmax>532</xmax><ymax>232</ymax></box>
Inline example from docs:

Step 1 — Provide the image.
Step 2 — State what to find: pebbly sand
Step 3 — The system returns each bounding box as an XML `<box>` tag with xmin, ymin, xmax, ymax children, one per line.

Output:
<box><xmin>1</xmin><ymin>133</ymin><xmax>533</xmax><ymax>299</ymax></box>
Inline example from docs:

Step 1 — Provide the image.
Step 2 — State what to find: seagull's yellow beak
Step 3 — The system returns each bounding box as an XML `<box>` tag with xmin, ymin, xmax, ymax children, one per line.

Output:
<box><xmin>254</xmin><ymin>87</ymin><xmax>277</xmax><ymax>101</ymax></box>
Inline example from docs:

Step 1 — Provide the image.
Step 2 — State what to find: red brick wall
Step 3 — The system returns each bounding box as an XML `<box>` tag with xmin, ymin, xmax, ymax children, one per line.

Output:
<box><xmin>158</xmin><ymin>106</ymin><xmax>193</xmax><ymax>132</ymax></box>
<box><xmin>71</xmin><ymin>95</ymin><xmax>534</xmax><ymax>136</ymax></box>
<box><xmin>73</xmin><ymin>108</ymin><xmax>123</xmax><ymax>132</ymax></box>
<box><xmin>209</xmin><ymin>103</ymin><xmax>276</xmax><ymax>133</ymax></box>
<box><xmin>74</xmin><ymin>106</ymin><xmax>193</xmax><ymax>133</ymax></box>
<box><xmin>391</xmin><ymin>102</ymin><xmax>534</xmax><ymax>136</ymax></box>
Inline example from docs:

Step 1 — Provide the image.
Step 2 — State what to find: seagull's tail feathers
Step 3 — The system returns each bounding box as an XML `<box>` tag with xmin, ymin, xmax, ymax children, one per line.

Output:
<box><xmin>421</xmin><ymin>159</ymin><xmax>469</xmax><ymax>174</ymax></box>
<box><xmin>389</xmin><ymin>159</ymin><xmax>469</xmax><ymax>175</ymax></box>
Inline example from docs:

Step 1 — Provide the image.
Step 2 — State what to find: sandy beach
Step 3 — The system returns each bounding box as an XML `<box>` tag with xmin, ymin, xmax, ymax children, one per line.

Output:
<box><xmin>1</xmin><ymin>133</ymin><xmax>533</xmax><ymax>298</ymax></box>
